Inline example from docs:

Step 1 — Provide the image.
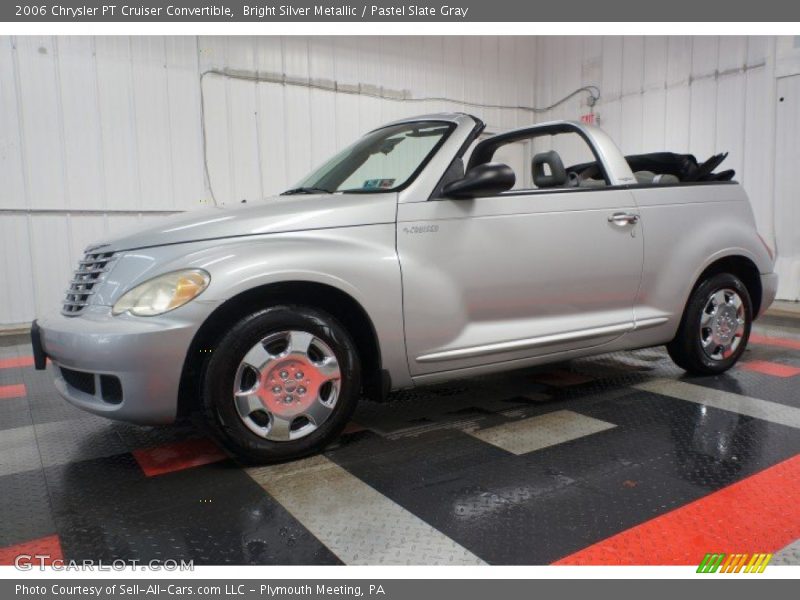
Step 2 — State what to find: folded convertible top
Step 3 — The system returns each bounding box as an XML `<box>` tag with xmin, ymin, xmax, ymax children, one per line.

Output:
<box><xmin>568</xmin><ymin>152</ymin><xmax>735</xmax><ymax>183</ymax></box>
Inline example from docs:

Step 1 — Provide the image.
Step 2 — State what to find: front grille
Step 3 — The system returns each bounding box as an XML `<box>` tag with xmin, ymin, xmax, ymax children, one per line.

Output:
<box><xmin>62</xmin><ymin>250</ymin><xmax>116</xmax><ymax>316</ymax></box>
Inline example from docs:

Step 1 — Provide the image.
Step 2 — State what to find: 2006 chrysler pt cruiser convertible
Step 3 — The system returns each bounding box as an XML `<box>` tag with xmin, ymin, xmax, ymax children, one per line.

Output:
<box><xmin>32</xmin><ymin>113</ymin><xmax>778</xmax><ymax>462</ymax></box>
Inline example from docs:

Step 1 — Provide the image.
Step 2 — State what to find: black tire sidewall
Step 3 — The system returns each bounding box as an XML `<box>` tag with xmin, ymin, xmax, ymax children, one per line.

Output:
<box><xmin>677</xmin><ymin>272</ymin><xmax>753</xmax><ymax>374</ymax></box>
<box><xmin>201</xmin><ymin>305</ymin><xmax>360</xmax><ymax>463</ymax></box>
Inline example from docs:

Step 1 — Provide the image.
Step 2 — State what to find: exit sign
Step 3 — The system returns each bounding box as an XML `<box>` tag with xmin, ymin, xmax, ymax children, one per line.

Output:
<box><xmin>580</xmin><ymin>113</ymin><xmax>597</xmax><ymax>125</ymax></box>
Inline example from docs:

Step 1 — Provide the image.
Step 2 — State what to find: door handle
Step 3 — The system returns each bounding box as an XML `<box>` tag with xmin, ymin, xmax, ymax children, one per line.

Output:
<box><xmin>608</xmin><ymin>212</ymin><xmax>640</xmax><ymax>226</ymax></box>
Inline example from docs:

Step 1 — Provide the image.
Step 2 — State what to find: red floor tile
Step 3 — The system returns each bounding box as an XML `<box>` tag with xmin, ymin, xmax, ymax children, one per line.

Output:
<box><xmin>740</xmin><ymin>360</ymin><xmax>800</xmax><ymax>378</ymax></box>
<box><xmin>0</xmin><ymin>535</ymin><xmax>63</xmax><ymax>566</ymax></box>
<box><xmin>133</xmin><ymin>437</ymin><xmax>227</xmax><ymax>477</ymax></box>
<box><xmin>554</xmin><ymin>453</ymin><xmax>800</xmax><ymax>565</ymax></box>
<box><xmin>750</xmin><ymin>333</ymin><xmax>800</xmax><ymax>352</ymax></box>
<box><xmin>0</xmin><ymin>384</ymin><xmax>26</xmax><ymax>399</ymax></box>
<box><xmin>0</xmin><ymin>356</ymin><xmax>34</xmax><ymax>369</ymax></box>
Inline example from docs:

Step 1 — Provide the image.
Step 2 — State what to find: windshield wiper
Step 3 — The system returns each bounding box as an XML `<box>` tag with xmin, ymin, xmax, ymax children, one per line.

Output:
<box><xmin>281</xmin><ymin>187</ymin><xmax>332</xmax><ymax>195</ymax></box>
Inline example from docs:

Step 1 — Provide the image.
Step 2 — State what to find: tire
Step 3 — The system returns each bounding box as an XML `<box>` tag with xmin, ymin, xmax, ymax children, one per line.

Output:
<box><xmin>201</xmin><ymin>305</ymin><xmax>361</xmax><ymax>463</ymax></box>
<box><xmin>667</xmin><ymin>272</ymin><xmax>752</xmax><ymax>375</ymax></box>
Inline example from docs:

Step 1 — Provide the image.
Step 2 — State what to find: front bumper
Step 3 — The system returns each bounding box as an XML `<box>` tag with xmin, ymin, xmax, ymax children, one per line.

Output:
<box><xmin>758</xmin><ymin>272</ymin><xmax>779</xmax><ymax>319</ymax></box>
<box><xmin>34</xmin><ymin>306</ymin><xmax>203</xmax><ymax>424</ymax></box>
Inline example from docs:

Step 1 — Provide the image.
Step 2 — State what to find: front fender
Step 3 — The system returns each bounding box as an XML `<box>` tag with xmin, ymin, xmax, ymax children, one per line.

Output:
<box><xmin>109</xmin><ymin>225</ymin><xmax>410</xmax><ymax>388</ymax></box>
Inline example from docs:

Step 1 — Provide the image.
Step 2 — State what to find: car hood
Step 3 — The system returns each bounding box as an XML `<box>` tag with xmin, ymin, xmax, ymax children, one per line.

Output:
<box><xmin>89</xmin><ymin>193</ymin><xmax>398</xmax><ymax>253</ymax></box>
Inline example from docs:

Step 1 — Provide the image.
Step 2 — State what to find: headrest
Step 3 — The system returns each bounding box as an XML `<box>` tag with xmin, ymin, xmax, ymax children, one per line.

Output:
<box><xmin>532</xmin><ymin>151</ymin><xmax>567</xmax><ymax>188</ymax></box>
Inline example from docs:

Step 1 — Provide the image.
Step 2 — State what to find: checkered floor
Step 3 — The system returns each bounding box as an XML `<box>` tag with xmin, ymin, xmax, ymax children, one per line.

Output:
<box><xmin>1</xmin><ymin>315</ymin><xmax>799</xmax><ymax>566</ymax></box>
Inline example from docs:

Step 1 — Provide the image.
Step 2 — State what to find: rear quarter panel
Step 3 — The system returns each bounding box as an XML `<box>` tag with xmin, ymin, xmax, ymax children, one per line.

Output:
<box><xmin>629</xmin><ymin>183</ymin><xmax>774</xmax><ymax>347</ymax></box>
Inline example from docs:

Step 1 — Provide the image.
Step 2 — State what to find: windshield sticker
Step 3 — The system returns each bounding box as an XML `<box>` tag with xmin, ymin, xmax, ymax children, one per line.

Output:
<box><xmin>364</xmin><ymin>178</ymin><xmax>396</xmax><ymax>190</ymax></box>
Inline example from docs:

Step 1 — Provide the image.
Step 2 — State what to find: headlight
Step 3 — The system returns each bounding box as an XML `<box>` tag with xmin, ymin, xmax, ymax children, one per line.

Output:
<box><xmin>112</xmin><ymin>269</ymin><xmax>210</xmax><ymax>316</ymax></box>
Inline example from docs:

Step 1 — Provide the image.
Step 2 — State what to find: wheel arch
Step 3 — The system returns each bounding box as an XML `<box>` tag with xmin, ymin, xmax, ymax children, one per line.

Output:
<box><xmin>688</xmin><ymin>254</ymin><xmax>763</xmax><ymax>319</ymax></box>
<box><xmin>177</xmin><ymin>281</ymin><xmax>387</xmax><ymax>418</ymax></box>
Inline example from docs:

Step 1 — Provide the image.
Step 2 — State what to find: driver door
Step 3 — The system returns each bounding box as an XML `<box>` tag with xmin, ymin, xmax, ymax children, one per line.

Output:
<box><xmin>397</xmin><ymin>182</ymin><xmax>643</xmax><ymax>378</ymax></box>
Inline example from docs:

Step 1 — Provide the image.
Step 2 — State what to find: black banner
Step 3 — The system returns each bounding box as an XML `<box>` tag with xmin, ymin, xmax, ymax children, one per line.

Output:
<box><xmin>4</xmin><ymin>0</ymin><xmax>800</xmax><ymax>22</ymax></box>
<box><xmin>4</xmin><ymin>579</ymin><xmax>798</xmax><ymax>600</ymax></box>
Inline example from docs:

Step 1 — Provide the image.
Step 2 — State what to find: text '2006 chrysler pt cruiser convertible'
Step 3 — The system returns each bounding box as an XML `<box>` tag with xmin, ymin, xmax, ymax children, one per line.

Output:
<box><xmin>32</xmin><ymin>113</ymin><xmax>778</xmax><ymax>462</ymax></box>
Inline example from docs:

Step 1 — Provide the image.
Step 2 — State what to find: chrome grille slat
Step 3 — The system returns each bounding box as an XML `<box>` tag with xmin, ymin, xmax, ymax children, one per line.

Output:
<box><xmin>74</xmin><ymin>269</ymin><xmax>108</xmax><ymax>276</ymax></box>
<box><xmin>70</xmin><ymin>270</ymin><xmax>109</xmax><ymax>280</ymax></box>
<box><xmin>78</xmin><ymin>263</ymin><xmax>110</xmax><ymax>267</ymax></box>
<box><xmin>62</xmin><ymin>250</ymin><xmax>116</xmax><ymax>316</ymax></box>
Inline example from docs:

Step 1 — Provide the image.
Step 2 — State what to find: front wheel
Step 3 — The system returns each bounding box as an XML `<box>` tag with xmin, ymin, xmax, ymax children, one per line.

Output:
<box><xmin>201</xmin><ymin>305</ymin><xmax>361</xmax><ymax>463</ymax></box>
<box><xmin>667</xmin><ymin>272</ymin><xmax>752</xmax><ymax>375</ymax></box>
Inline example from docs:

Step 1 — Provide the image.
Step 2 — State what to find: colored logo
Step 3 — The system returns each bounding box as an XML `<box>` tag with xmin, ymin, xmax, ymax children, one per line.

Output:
<box><xmin>697</xmin><ymin>553</ymin><xmax>772</xmax><ymax>573</ymax></box>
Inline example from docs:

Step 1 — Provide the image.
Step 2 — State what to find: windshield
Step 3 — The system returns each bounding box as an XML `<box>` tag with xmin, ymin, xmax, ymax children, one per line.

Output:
<box><xmin>287</xmin><ymin>121</ymin><xmax>454</xmax><ymax>194</ymax></box>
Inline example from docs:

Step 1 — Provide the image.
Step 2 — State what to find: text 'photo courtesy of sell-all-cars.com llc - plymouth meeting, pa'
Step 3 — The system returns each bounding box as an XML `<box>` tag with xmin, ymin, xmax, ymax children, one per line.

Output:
<box><xmin>31</xmin><ymin>112</ymin><xmax>777</xmax><ymax>463</ymax></box>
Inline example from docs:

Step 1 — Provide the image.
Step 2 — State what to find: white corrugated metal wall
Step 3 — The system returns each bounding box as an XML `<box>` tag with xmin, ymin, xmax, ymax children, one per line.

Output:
<box><xmin>1</xmin><ymin>37</ymin><xmax>209</xmax><ymax>328</ymax></box>
<box><xmin>1</xmin><ymin>35</ymin><xmax>798</xmax><ymax>329</ymax></box>
<box><xmin>533</xmin><ymin>36</ymin><xmax>800</xmax><ymax>301</ymax></box>
<box><xmin>197</xmin><ymin>36</ymin><xmax>538</xmax><ymax>204</ymax></box>
<box><xmin>0</xmin><ymin>35</ymin><xmax>537</xmax><ymax>328</ymax></box>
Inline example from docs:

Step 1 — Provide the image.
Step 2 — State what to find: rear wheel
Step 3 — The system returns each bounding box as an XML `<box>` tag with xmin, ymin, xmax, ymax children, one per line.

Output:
<box><xmin>201</xmin><ymin>305</ymin><xmax>360</xmax><ymax>463</ymax></box>
<box><xmin>667</xmin><ymin>272</ymin><xmax>752</xmax><ymax>375</ymax></box>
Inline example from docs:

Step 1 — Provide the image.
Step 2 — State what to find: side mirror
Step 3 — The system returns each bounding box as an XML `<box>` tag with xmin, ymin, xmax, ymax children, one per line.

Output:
<box><xmin>442</xmin><ymin>163</ymin><xmax>516</xmax><ymax>199</ymax></box>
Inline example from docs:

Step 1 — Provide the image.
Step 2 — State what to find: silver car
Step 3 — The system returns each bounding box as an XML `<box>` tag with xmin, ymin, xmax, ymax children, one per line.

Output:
<box><xmin>32</xmin><ymin>113</ymin><xmax>778</xmax><ymax>462</ymax></box>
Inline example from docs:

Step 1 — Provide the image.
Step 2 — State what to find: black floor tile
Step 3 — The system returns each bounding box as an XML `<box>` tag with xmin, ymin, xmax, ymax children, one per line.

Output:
<box><xmin>0</xmin><ymin>469</ymin><xmax>56</xmax><ymax>547</ymax></box>
<box><xmin>328</xmin><ymin>387</ymin><xmax>800</xmax><ymax>564</ymax></box>
<box><xmin>2</xmin><ymin>323</ymin><xmax>799</xmax><ymax>565</ymax></box>
<box><xmin>45</xmin><ymin>455</ymin><xmax>341</xmax><ymax>565</ymax></box>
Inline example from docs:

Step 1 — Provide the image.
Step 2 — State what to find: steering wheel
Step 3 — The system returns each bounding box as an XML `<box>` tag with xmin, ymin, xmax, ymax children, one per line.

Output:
<box><xmin>567</xmin><ymin>171</ymin><xmax>581</xmax><ymax>187</ymax></box>
<box><xmin>577</xmin><ymin>164</ymin><xmax>602</xmax><ymax>181</ymax></box>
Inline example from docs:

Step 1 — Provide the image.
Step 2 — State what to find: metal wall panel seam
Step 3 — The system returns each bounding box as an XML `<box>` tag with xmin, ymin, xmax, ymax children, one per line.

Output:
<box><xmin>90</xmin><ymin>36</ymin><xmax>110</xmax><ymax>217</ymax></box>
<box><xmin>766</xmin><ymin>36</ymin><xmax>780</xmax><ymax>255</ymax></box>
<box><xmin>740</xmin><ymin>37</ymin><xmax>753</xmax><ymax>192</ymax></box>
<box><xmin>161</xmin><ymin>37</ymin><xmax>178</xmax><ymax>212</ymax></box>
<box><xmin>10</xmin><ymin>38</ymin><xmax>42</xmax><ymax>322</ymax></box>
<box><xmin>126</xmin><ymin>37</ymin><xmax>144</xmax><ymax>214</ymax></box>
<box><xmin>223</xmin><ymin>38</ymin><xmax>237</xmax><ymax>205</ymax></box>
<box><xmin>194</xmin><ymin>36</ymin><xmax>213</xmax><ymax>204</ymax></box>
<box><xmin>252</xmin><ymin>38</ymin><xmax>266</xmax><ymax>202</ymax></box>
<box><xmin>687</xmin><ymin>37</ymin><xmax>697</xmax><ymax>154</ymax></box>
<box><xmin>51</xmin><ymin>38</ymin><xmax>70</xmax><ymax>213</ymax></box>
<box><xmin>10</xmin><ymin>37</ymin><xmax>32</xmax><ymax>213</ymax></box>
<box><xmin>53</xmin><ymin>39</ymin><xmax>78</xmax><ymax>267</ymax></box>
